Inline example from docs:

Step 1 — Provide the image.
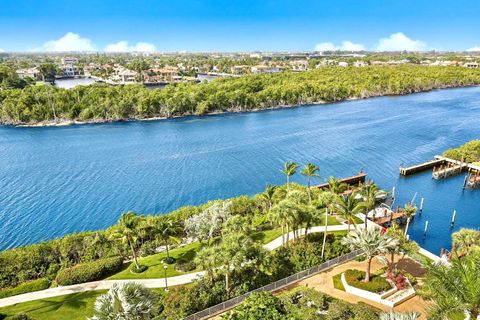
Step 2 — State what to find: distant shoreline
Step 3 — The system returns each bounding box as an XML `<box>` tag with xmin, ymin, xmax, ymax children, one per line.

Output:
<box><xmin>9</xmin><ymin>83</ymin><xmax>480</xmax><ymax>128</ymax></box>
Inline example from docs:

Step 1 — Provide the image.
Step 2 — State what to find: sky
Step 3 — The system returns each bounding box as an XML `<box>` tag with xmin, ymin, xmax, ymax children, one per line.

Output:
<box><xmin>1</xmin><ymin>0</ymin><xmax>480</xmax><ymax>53</ymax></box>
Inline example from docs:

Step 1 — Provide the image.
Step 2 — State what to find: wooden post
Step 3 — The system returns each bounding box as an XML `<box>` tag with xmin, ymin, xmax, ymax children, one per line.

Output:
<box><xmin>423</xmin><ymin>220</ymin><xmax>429</xmax><ymax>238</ymax></box>
<box><xmin>391</xmin><ymin>186</ymin><xmax>395</xmax><ymax>199</ymax></box>
<box><xmin>463</xmin><ymin>175</ymin><xmax>469</xmax><ymax>190</ymax></box>
<box><xmin>451</xmin><ymin>209</ymin><xmax>456</xmax><ymax>227</ymax></box>
<box><xmin>404</xmin><ymin>217</ymin><xmax>411</xmax><ymax>237</ymax></box>
<box><xmin>419</xmin><ymin>197</ymin><xmax>424</xmax><ymax>213</ymax></box>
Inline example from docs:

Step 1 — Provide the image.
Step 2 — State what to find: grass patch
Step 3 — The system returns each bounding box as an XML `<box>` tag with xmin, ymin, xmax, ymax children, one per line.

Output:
<box><xmin>0</xmin><ymin>290</ymin><xmax>105</xmax><ymax>320</ymax></box>
<box><xmin>251</xmin><ymin>228</ymin><xmax>285</xmax><ymax>244</ymax></box>
<box><xmin>108</xmin><ymin>242</ymin><xmax>202</xmax><ymax>280</ymax></box>
<box><xmin>332</xmin><ymin>273</ymin><xmax>345</xmax><ymax>291</ymax></box>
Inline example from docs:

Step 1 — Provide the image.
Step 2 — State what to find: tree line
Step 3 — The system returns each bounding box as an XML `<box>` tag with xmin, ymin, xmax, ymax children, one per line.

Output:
<box><xmin>1</xmin><ymin>65</ymin><xmax>480</xmax><ymax>125</ymax></box>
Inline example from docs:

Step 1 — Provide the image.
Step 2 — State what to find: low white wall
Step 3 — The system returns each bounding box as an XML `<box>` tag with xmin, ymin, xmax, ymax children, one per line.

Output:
<box><xmin>341</xmin><ymin>273</ymin><xmax>396</xmax><ymax>307</ymax></box>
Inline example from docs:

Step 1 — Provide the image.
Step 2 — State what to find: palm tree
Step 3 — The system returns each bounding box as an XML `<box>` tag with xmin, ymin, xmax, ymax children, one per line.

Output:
<box><xmin>403</xmin><ymin>204</ymin><xmax>417</xmax><ymax>219</ymax></box>
<box><xmin>424</xmin><ymin>252</ymin><xmax>480</xmax><ymax>319</ymax></box>
<box><xmin>341</xmin><ymin>228</ymin><xmax>395</xmax><ymax>282</ymax></box>
<box><xmin>110</xmin><ymin>211</ymin><xmax>141</xmax><ymax>269</ymax></box>
<box><xmin>281</xmin><ymin>161</ymin><xmax>299</xmax><ymax>192</ymax></box>
<box><xmin>155</xmin><ymin>218</ymin><xmax>181</xmax><ymax>262</ymax></box>
<box><xmin>269</xmin><ymin>204</ymin><xmax>288</xmax><ymax>246</ymax></box>
<box><xmin>379</xmin><ymin>312</ymin><xmax>419</xmax><ymax>320</ymax></box>
<box><xmin>194</xmin><ymin>246</ymin><xmax>218</xmax><ymax>281</ymax></box>
<box><xmin>359</xmin><ymin>183</ymin><xmax>380</xmax><ymax>228</ymax></box>
<box><xmin>89</xmin><ymin>282</ymin><xmax>159</xmax><ymax>320</ymax></box>
<box><xmin>452</xmin><ymin>228</ymin><xmax>480</xmax><ymax>256</ymax></box>
<box><xmin>327</xmin><ymin>176</ymin><xmax>348</xmax><ymax>194</ymax></box>
<box><xmin>259</xmin><ymin>184</ymin><xmax>277</xmax><ymax>212</ymax></box>
<box><xmin>334</xmin><ymin>193</ymin><xmax>363</xmax><ymax>231</ymax></box>
<box><xmin>301</xmin><ymin>163</ymin><xmax>320</xmax><ymax>202</ymax></box>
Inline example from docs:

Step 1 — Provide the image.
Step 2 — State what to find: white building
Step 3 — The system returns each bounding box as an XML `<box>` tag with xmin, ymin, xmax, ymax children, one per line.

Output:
<box><xmin>61</xmin><ymin>57</ymin><xmax>79</xmax><ymax>65</ymax></box>
<box><xmin>464</xmin><ymin>62</ymin><xmax>479</xmax><ymax>68</ymax></box>
<box><xmin>62</xmin><ymin>65</ymin><xmax>78</xmax><ymax>77</ymax></box>
<box><xmin>338</xmin><ymin>61</ymin><xmax>349</xmax><ymax>67</ymax></box>
<box><xmin>353</xmin><ymin>61</ymin><xmax>368</xmax><ymax>67</ymax></box>
<box><xmin>251</xmin><ymin>65</ymin><xmax>281</xmax><ymax>74</ymax></box>
<box><xmin>16</xmin><ymin>67</ymin><xmax>42</xmax><ymax>80</ymax></box>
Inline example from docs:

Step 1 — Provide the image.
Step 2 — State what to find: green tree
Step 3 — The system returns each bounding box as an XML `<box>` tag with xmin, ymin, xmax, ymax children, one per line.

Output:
<box><xmin>334</xmin><ymin>193</ymin><xmax>362</xmax><ymax>231</ymax></box>
<box><xmin>423</xmin><ymin>252</ymin><xmax>480</xmax><ymax>319</ymax></box>
<box><xmin>301</xmin><ymin>163</ymin><xmax>320</xmax><ymax>202</ymax></box>
<box><xmin>341</xmin><ymin>228</ymin><xmax>395</xmax><ymax>282</ymax></box>
<box><xmin>222</xmin><ymin>291</ymin><xmax>286</xmax><ymax>320</ymax></box>
<box><xmin>258</xmin><ymin>184</ymin><xmax>277</xmax><ymax>212</ymax></box>
<box><xmin>39</xmin><ymin>62</ymin><xmax>58</xmax><ymax>83</ymax></box>
<box><xmin>155</xmin><ymin>218</ymin><xmax>181</xmax><ymax>261</ymax></box>
<box><xmin>280</xmin><ymin>161</ymin><xmax>299</xmax><ymax>192</ymax></box>
<box><xmin>110</xmin><ymin>211</ymin><xmax>141</xmax><ymax>269</ymax></box>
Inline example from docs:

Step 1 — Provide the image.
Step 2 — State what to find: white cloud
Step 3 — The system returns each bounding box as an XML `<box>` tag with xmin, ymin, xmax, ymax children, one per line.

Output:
<box><xmin>466</xmin><ymin>46</ymin><xmax>480</xmax><ymax>52</ymax></box>
<box><xmin>315</xmin><ymin>40</ymin><xmax>365</xmax><ymax>52</ymax></box>
<box><xmin>375</xmin><ymin>32</ymin><xmax>427</xmax><ymax>51</ymax></box>
<box><xmin>36</xmin><ymin>32</ymin><xmax>95</xmax><ymax>52</ymax></box>
<box><xmin>0</xmin><ymin>48</ymin><xmax>5</xmax><ymax>52</ymax></box>
<box><xmin>104</xmin><ymin>41</ymin><xmax>156</xmax><ymax>52</ymax></box>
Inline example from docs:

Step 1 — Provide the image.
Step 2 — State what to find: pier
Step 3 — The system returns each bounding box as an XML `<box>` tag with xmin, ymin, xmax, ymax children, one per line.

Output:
<box><xmin>400</xmin><ymin>156</ymin><xmax>480</xmax><ymax>189</ymax></box>
<box><xmin>313</xmin><ymin>172</ymin><xmax>367</xmax><ymax>189</ymax></box>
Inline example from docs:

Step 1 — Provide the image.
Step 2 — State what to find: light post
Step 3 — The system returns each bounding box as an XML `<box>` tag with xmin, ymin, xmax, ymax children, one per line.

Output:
<box><xmin>163</xmin><ymin>265</ymin><xmax>168</xmax><ymax>291</ymax></box>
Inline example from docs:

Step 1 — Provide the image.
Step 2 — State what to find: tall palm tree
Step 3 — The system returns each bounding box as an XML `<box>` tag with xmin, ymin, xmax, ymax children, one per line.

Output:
<box><xmin>301</xmin><ymin>163</ymin><xmax>320</xmax><ymax>202</ymax></box>
<box><xmin>269</xmin><ymin>204</ymin><xmax>288</xmax><ymax>246</ymax></box>
<box><xmin>341</xmin><ymin>228</ymin><xmax>395</xmax><ymax>282</ymax></box>
<box><xmin>334</xmin><ymin>193</ymin><xmax>363</xmax><ymax>231</ymax></box>
<box><xmin>281</xmin><ymin>161</ymin><xmax>299</xmax><ymax>192</ymax></box>
<box><xmin>379</xmin><ymin>312</ymin><xmax>419</xmax><ymax>320</ymax></box>
<box><xmin>110</xmin><ymin>211</ymin><xmax>141</xmax><ymax>269</ymax></box>
<box><xmin>424</xmin><ymin>252</ymin><xmax>480</xmax><ymax>319</ymax></box>
<box><xmin>155</xmin><ymin>218</ymin><xmax>182</xmax><ymax>261</ymax></box>
<box><xmin>89</xmin><ymin>282</ymin><xmax>159</xmax><ymax>320</ymax></box>
<box><xmin>360</xmin><ymin>183</ymin><xmax>380</xmax><ymax>228</ymax></box>
<box><xmin>194</xmin><ymin>246</ymin><xmax>218</xmax><ymax>281</ymax></box>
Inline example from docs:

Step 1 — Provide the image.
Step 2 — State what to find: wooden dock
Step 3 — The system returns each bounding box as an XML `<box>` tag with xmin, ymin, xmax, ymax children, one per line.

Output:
<box><xmin>399</xmin><ymin>158</ymin><xmax>445</xmax><ymax>176</ymax></box>
<box><xmin>313</xmin><ymin>172</ymin><xmax>367</xmax><ymax>189</ymax></box>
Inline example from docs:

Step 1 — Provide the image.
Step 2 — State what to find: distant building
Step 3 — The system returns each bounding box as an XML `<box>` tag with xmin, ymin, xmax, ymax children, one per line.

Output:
<box><xmin>230</xmin><ymin>65</ymin><xmax>249</xmax><ymax>75</ymax></box>
<box><xmin>112</xmin><ymin>67</ymin><xmax>138</xmax><ymax>83</ymax></box>
<box><xmin>144</xmin><ymin>67</ymin><xmax>179</xmax><ymax>83</ymax></box>
<box><xmin>61</xmin><ymin>57</ymin><xmax>79</xmax><ymax>65</ymax></box>
<box><xmin>251</xmin><ymin>65</ymin><xmax>280</xmax><ymax>74</ymax></box>
<box><xmin>61</xmin><ymin>65</ymin><xmax>78</xmax><ymax>77</ymax></box>
<box><xmin>16</xmin><ymin>67</ymin><xmax>42</xmax><ymax>80</ymax></box>
<box><xmin>338</xmin><ymin>61</ymin><xmax>349</xmax><ymax>67</ymax></box>
<box><xmin>353</xmin><ymin>61</ymin><xmax>368</xmax><ymax>67</ymax></box>
<box><xmin>290</xmin><ymin>60</ymin><xmax>309</xmax><ymax>71</ymax></box>
<box><xmin>371</xmin><ymin>61</ymin><xmax>388</xmax><ymax>66</ymax></box>
<box><xmin>464</xmin><ymin>62</ymin><xmax>479</xmax><ymax>68</ymax></box>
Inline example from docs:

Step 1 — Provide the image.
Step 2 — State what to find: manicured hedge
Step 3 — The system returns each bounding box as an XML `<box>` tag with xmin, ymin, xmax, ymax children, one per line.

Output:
<box><xmin>344</xmin><ymin>269</ymin><xmax>391</xmax><ymax>293</ymax></box>
<box><xmin>0</xmin><ymin>278</ymin><xmax>51</xmax><ymax>298</ymax></box>
<box><xmin>55</xmin><ymin>256</ymin><xmax>123</xmax><ymax>286</ymax></box>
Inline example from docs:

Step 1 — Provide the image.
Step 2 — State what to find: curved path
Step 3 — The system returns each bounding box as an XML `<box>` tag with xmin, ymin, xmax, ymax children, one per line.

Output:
<box><xmin>0</xmin><ymin>222</ymin><xmax>362</xmax><ymax>308</ymax></box>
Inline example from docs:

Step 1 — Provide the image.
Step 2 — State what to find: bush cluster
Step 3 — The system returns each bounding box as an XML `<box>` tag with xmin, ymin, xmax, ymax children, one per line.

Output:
<box><xmin>344</xmin><ymin>269</ymin><xmax>392</xmax><ymax>293</ymax></box>
<box><xmin>0</xmin><ymin>278</ymin><xmax>51</xmax><ymax>299</ymax></box>
<box><xmin>55</xmin><ymin>256</ymin><xmax>123</xmax><ymax>286</ymax></box>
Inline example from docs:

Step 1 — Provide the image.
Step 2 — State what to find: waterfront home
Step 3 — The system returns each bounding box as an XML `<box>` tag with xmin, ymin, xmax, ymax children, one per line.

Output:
<box><xmin>144</xmin><ymin>67</ymin><xmax>180</xmax><ymax>83</ymax></box>
<box><xmin>61</xmin><ymin>64</ymin><xmax>79</xmax><ymax>77</ymax></box>
<box><xmin>338</xmin><ymin>61</ymin><xmax>349</xmax><ymax>67</ymax></box>
<box><xmin>251</xmin><ymin>65</ymin><xmax>281</xmax><ymax>74</ymax></box>
<box><xmin>111</xmin><ymin>66</ymin><xmax>138</xmax><ymax>83</ymax></box>
<box><xmin>290</xmin><ymin>59</ymin><xmax>309</xmax><ymax>71</ymax></box>
<box><xmin>16</xmin><ymin>67</ymin><xmax>42</xmax><ymax>80</ymax></box>
<box><xmin>230</xmin><ymin>65</ymin><xmax>249</xmax><ymax>75</ymax></box>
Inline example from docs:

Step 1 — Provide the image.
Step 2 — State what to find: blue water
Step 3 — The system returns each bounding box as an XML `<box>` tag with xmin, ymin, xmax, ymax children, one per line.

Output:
<box><xmin>1</xmin><ymin>87</ymin><xmax>480</xmax><ymax>253</ymax></box>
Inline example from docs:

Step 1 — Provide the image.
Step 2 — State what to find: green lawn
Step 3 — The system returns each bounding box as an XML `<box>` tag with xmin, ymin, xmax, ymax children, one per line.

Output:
<box><xmin>0</xmin><ymin>290</ymin><xmax>105</xmax><ymax>320</ymax></box>
<box><xmin>332</xmin><ymin>273</ymin><xmax>345</xmax><ymax>291</ymax></box>
<box><xmin>108</xmin><ymin>242</ymin><xmax>202</xmax><ymax>280</ymax></box>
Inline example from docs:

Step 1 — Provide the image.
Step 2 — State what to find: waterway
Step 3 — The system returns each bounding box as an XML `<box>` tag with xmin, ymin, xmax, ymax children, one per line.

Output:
<box><xmin>1</xmin><ymin>87</ymin><xmax>479</xmax><ymax>252</ymax></box>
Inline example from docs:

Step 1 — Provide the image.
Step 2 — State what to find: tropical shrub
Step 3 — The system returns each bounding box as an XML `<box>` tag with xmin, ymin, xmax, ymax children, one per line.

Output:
<box><xmin>222</xmin><ymin>292</ymin><xmax>287</xmax><ymax>319</ymax></box>
<box><xmin>175</xmin><ymin>260</ymin><xmax>196</xmax><ymax>272</ymax></box>
<box><xmin>55</xmin><ymin>256</ymin><xmax>123</xmax><ymax>286</ymax></box>
<box><xmin>0</xmin><ymin>278</ymin><xmax>50</xmax><ymax>298</ymax></box>
<box><xmin>344</xmin><ymin>269</ymin><xmax>392</xmax><ymax>293</ymax></box>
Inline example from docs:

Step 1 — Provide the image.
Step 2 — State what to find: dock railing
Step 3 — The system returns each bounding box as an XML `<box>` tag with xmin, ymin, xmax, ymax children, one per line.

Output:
<box><xmin>183</xmin><ymin>249</ymin><xmax>363</xmax><ymax>320</ymax></box>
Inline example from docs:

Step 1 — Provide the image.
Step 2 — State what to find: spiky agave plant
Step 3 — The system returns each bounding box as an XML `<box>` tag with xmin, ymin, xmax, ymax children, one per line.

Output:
<box><xmin>89</xmin><ymin>282</ymin><xmax>159</xmax><ymax>320</ymax></box>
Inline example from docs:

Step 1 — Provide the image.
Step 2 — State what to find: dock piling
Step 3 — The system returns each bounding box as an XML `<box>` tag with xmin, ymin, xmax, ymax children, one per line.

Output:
<box><xmin>423</xmin><ymin>220</ymin><xmax>429</xmax><ymax>238</ymax></box>
<box><xmin>451</xmin><ymin>209</ymin><xmax>456</xmax><ymax>227</ymax></box>
<box><xmin>419</xmin><ymin>197</ymin><xmax>424</xmax><ymax>213</ymax></box>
